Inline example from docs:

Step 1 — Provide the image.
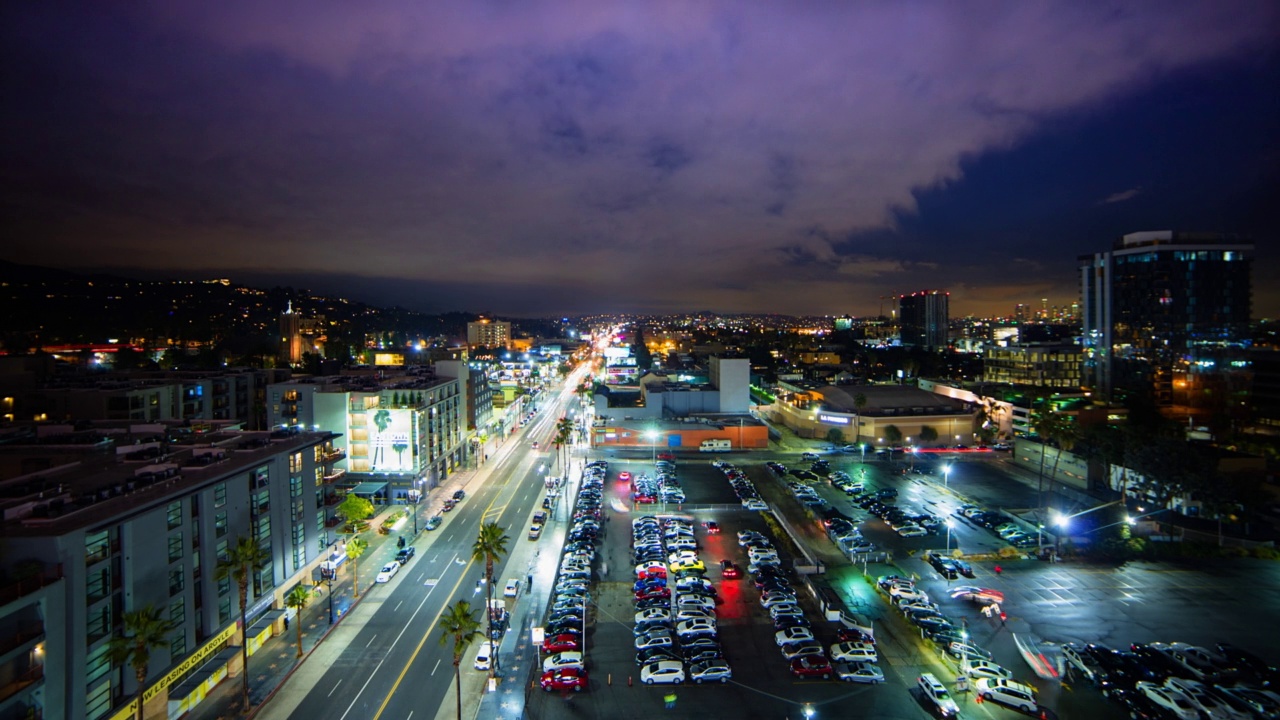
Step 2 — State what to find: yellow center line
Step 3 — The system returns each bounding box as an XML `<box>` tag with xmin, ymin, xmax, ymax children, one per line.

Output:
<box><xmin>370</xmin><ymin>441</ymin><xmax>526</xmax><ymax>718</ymax></box>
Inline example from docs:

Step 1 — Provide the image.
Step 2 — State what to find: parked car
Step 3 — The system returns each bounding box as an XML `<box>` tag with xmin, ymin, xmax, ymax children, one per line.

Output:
<box><xmin>540</xmin><ymin>667</ymin><xmax>587</xmax><ymax>692</ymax></box>
<box><xmin>917</xmin><ymin>673</ymin><xmax>959</xmax><ymax>717</ymax></box>
<box><xmin>375</xmin><ymin>562</ymin><xmax>400</xmax><ymax>583</ymax></box>
<box><xmin>975</xmin><ymin>678</ymin><xmax>1037</xmax><ymax>712</ymax></box>
<box><xmin>640</xmin><ymin>659</ymin><xmax>685</xmax><ymax>685</ymax></box>
<box><xmin>543</xmin><ymin>652</ymin><xmax>585</xmax><ymax>673</ymax></box>
<box><xmin>395</xmin><ymin>546</ymin><xmax>416</xmax><ymax>564</ymax></box>
<box><xmin>790</xmin><ymin>655</ymin><xmax>833</xmax><ymax>679</ymax></box>
<box><xmin>834</xmin><ymin>661</ymin><xmax>885</xmax><ymax>683</ymax></box>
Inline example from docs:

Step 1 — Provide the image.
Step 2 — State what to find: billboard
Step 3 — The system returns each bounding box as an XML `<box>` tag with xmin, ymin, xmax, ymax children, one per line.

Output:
<box><xmin>367</xmin><ymin>408</ymin><xmax>414</xmax><ymax>472</ymax></box>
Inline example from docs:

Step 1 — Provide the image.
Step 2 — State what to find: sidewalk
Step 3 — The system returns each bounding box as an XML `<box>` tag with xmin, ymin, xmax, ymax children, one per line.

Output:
<box><xmin>181</xmin><ymin>463</ymin><xmax>495</xmax><ymax>720</ymax></box>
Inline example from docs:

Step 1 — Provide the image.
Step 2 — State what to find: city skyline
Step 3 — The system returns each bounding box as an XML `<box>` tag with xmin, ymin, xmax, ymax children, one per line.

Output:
<box><xmin>3</xmin><ymin>2</ymin><xmax>1277</xmax><ymax>318</ymax></box>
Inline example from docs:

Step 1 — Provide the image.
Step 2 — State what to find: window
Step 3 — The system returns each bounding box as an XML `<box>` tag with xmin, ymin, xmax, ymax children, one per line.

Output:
<box><xmin>218</xmin><ymin>574</ymin><xmax>231</xmax><ymax>597</ymax></box>
<box><xmin>170</xmin><ymin>631</ymin><xmax>187</xmax><ymax>658</ymax></box>
<box><xmin>167</xmin><ymin>501</ymin><xmax>183</xmax><ymax>530</ymax></box>
<box><xmin>293</xmin><ymin>545</ymin><xmax>307</xmax><ymax>571</ymax></box>
<box><xmin>317</xmin><ymin>533</ymin><xmax>329</xmax><ymax>552</ymax></box>
<box><xmin>254</xmin><ymin>516</ymin><xmax>271</xmax><ymax>545</ymax></box>
<box><xmin>169</xmin><ymin>569</ymin><xmax>184</xmax><ymax>596</ymax></box>
<box><xmin>290</xmin><ymin>452</ymin><xmax>303</xmax><ymax>474</ymax></box>
<box><xmin>85</xmin><ymin>529</ymin><xmax>111</xmax><ymax>565</ymax></box>
<box><xmin>292</xmin><ymin>499</ymin><xmax>304</xmax><ymax>523</ymax></box>
<box><xmin>216</xmin><ymin>539</ymin><xmax>229</xmax><ymax>563</ymax></box>
<box><xmin>86</xmin><ymin>644</ymin><xmax>112</xmax><ymax>685</ymax></box>
<box><xmin>252</xmin><ymin>490</ymin><xmax>270</xmax><ymax>516</ymax></box>
<box><xmin>290</xmin><ymin>475</ymin><xmax>303</xmax><ymax>498</ymax></box>
<box><xmin>315</xmin><ymin>467</ymin><xmax>324</xmax><ymax>486</ymax></box>
<box><xmin>314</xmin><ymin>445</ymin><xmax>324</xmax><ymax>463</ymax></box>
<box><xmin>86</xmin><ymin>568</ymin><xmax>111</xmax><ymax>602</ymax></box>
<box><xmin>168</xmin><ymin>533</ymin><xmax>184</xmax><ymax>563</ymax></box>
<box><xmin>170</xmin><ymin>598</ymin><xmax>186</xmax><ymax>625</ymax></box>
<box><xmin>85</xmin><ymin>678</ymin><xmax>112</xmax><ymax>720</ymax></box>
<box><xmin>215</xmin><ymin>511</ymin><xmax>228</xmax><ymax>538</ymax></box>
<box><xmin>253</xmin><ymin>465</ymin><xmax>270</xmax><ymax>489</ymax></box>
<box><xmin>218</xmin><ymin>597</ymin><xmax>232</xmax><ymax>625</ymax></box>
<box><xmin>214</xmin><ymin>483</ymin><xmax>227</xmax><ymax>508</ymax></box>
<box><xmin>317</xmin><ymin>510</ymin><xmax>325</xmax><ymax>532</ymax></box>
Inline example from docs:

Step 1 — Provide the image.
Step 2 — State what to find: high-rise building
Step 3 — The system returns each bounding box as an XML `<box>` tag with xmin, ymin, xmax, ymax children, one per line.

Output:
<box><xmin>1080</xmin><ymin>230</ymin><xmax>1253</xmax><ymax>405</ymax></box>
<box><xmin>466</xmin><ymin>317</ymin><xmax>512</xmax><ymax>350</ymax></box>
<box><xmin>898</xmin><ymin>290</ymin><xmax>949</xmax><ymax>350</ymax></box>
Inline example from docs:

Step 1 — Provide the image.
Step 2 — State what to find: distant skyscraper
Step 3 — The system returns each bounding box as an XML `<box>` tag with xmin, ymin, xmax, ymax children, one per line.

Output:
<box><xmin>1080</xmin><ymin>230</ymin><xmax>1253</xmax><ymax>405</ymax></box>
<box><xmin>279</xmin><ymin>301</ymin><xmax>303</xmax><ymax>364</ymax></box>
<box><xmin>898</xmin><ymin>290</ymin><xmax>949</xmax><ymax>350</ymax></box>
<box><xmin>467</xmin><ymin>317</ymin><xmax>512</xmax><ymax>350</ymax></box>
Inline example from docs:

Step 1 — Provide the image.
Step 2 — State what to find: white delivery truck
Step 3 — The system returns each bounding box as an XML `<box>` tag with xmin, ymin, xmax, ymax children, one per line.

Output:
<box><xmin>698</xmin><ymin>439</ymin><xmax>731</xmax><ymax>453</ymax></box>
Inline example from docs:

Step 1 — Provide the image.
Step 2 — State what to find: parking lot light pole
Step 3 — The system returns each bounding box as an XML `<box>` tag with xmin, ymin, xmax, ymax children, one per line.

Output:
<box><xmin>943</xmin><ymin>464</ymin><xmax>951</xmax><ymax>489</ymax></box>
<box><xmin>945</xmin><ymin>518</ymin><xmax>954</xmax><ymax>553</ymax></box>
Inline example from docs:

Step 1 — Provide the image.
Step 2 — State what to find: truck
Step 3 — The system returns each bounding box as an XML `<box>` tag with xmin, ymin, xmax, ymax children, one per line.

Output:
<box><xmin>699</xmin><ymin>439</ymin><xmax>732</xmax><ymax>453</ymax></box>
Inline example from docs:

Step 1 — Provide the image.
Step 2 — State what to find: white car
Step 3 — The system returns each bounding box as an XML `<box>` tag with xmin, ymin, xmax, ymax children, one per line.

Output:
<box><xmin>676</xmin><ymin>619</ymin><xmax>717</xmax><ymax>637</ymax></box>
<box><xmin>1136</xmin><ymin>682</ymin><xmax>1199</xmax><ymax>720</ymax></box>
<box><xmin>743</xmin><ymin>499</ymin><xmax>768</xmax><ymax>510</ymax></box>
<box><xmin>667</xmin><ymin>550</ymin><xmax>699</xmax><ymax>564</ymax></box>
<box><xmin>674</xmin><ymin>607</ymin><xmax>715</xmax><ymax>622</ymax></box>
<box><xmin>635</xmin><ymin>608</ymin><xmax>671</xmax><ymax>624</ymax></box>
<box><xmin>775</xmin><ymin>626</ymin><xmax>815</xmax><ymax>646</ymax></box>
<box><xmin>962</xmin><ymin>659</ymin><xmax>1012</xmax><ymax>680</ymax></box>
<box><xmin>888</xmin><ymin>585</ymin><xmax>928</xmax><ymax>602</ymax></box>
<box><xmin>769</xmin><ymin>603</ymin><xmax>804</xmax><ymax>619</ymax></box>
<box><xmin>641</xmin><ymin>659</ymin><xmax>685</xmax><ymax>685</ymax></box>
<box><xmin>503</xmin><ymin>579</ymin><xmax>520</xmax><ymax>598</ymax></box>
<box><xmin>830</xmin><ymin>642</ymin><xmax>877</xmax><ymax>663</ymax></box>
<box><xmin>918</xmin><ymin>673</ymin><xmax>959</xmax><ymax>717</ymax></box>
<box><xmin>675</xmin><ymin>594</ymin><xmax>715</xmax><ymax>611</ymax></box>
<box><xmin>542</xmin><ymin>652</ymin><xmax>585</xmax><ymax>673</ymax></box>
<box><xmin>975</xmin><ymin>678</ymin><xmax>1037</xmax><ymax>713</ymax></box>
<box><xmin>375</xmin><ymin>562</ymin><xmax>400</xmax><ymax>583</ymax></box>
<box><xmin>835</xmin><ymin>661</ymin><xmax>885</xmax><ymax>684</ymax></box>
<box><xmin>761</xmin><ymin>591</ymin><xmax>798</xmax><ymax>608</ymax></box>
<box><xmin>473</xmin><ymin>641</ymin><xmax>493</xmax><ymax>671</ymax></box>
<box><xmin>1164</xmin><ymin>677</ymin><xmax>1251</xmax><ymax>720</ymax></box>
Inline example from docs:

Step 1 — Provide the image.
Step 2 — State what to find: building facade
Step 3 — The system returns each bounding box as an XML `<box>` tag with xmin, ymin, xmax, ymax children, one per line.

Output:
<box><xmin>0</xmin><ymin>425</ymin><xmax>341</xmax><ymax>720</ymax></box>
<box><xmin>899</xmin><ymin>290</ymin><xmax>949</xmax><ymax>350</ymax></box>
<box><xmin>982</xmin><ymin>344</ymin><xmax>1082</xmax><ymax>389</ymax></box>
<box><xmin>1080</xmin><ymin>231</ymin><xmax>1253</xmax><ymax>405</ymax></box>
<box><xmin>466</xmin><ymin>319</ymin><xmax>512</xmax><ymax>350</ymax></box>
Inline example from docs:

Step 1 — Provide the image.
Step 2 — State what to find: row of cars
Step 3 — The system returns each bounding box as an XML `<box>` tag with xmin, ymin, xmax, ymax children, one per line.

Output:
<box><xmin>631</xmin><ymin>512</ymin><xmax>734</xmax><ymax>686</ymax></box>
<box><xmin>874</xmin><ymin>575</ymin><xmax>1041</xmax><ymax>715</ymax></box>
<box><xmin>853</xmin><ymin>493</ymin><xmax>936</xmax><ymax>538</ymax></box>
<box><xmin>1061</xmin><ymin>639</ymin><xmax>1280</xmax><ymax>719</ymax></box>
<box><xmin>535</xmin><ymin>461</ymin><xmax>611</xmax><ymax>693</ymax></box>
<box><xmin>714</xmin><ymin>461</ymin><xmax>768</xmax><ymax>510</ymax></box>
<box><xmin>738</xmin><ymin>530</ymin><xmax>883</xmax><ymax>683</ymax></box>
<box><xmin>630</xmin><ymin>460</ymin><xmax>686</xmax><ymax>504</ymax></box>
<box><xmin>955</xmin><ymin>504</ymin><xmax>1040</xmax><ymax>549</ymax></box>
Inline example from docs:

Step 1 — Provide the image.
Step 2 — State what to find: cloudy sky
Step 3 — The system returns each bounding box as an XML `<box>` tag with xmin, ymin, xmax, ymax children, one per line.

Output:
<box><xmin>3</xmin><ymin>1</ymin><xmax>1277</xmax><ymax>317</ymax></box>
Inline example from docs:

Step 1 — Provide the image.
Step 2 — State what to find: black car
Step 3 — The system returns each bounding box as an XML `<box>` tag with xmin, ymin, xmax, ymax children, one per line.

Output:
<box><xmin>394</xmin><ymin>546</ymin><xmax>416</xmax><ymax>564</ymax></box>
<box><xmin>952</xmin><ymin>559</ymin><xmax>975</xmax><ymax>579</ymax></box>
<box><xmin>453</xmin><ymin>489</ymin><xmax>466</xmax><ymax>501</ymax></box>
<box><xmin>1128</xmin><ymin>644</ymin><xmax>1183</xmax><ymax>681</ymax></box>
<box><xmin>1216</xmin><ymin>642</ymin><xmax>1280</xmax><ymax>685</ymax></box>
<box><xmin>1107</xmin><ymin>688</ymin><xmax>1181</xmax><ymax>720</ymax></box>
<box><xmin>924</xmin><ymin>552</ymin><xmax>958</xmax><ymax>580</ymax></box>
<box><xmin>636</xmin><ymin>647</ymin><xmax>680</xmax><ymax>666</ymax></box>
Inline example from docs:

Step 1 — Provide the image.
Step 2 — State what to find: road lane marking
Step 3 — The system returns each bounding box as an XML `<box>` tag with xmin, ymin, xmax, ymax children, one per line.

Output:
<box><xmin>327</xmin><ymin>679</ymin><xmax>343</xmax><ymax>697</ymax></box>
<box><xmin>366</xmin><ymin>634</ymin><xmax>378</xmax><ymax>648</ymax></box>
<box><xmin>431</xmin><ymin>659</ymin><xmax>440</xmax><ymax>675</ymax></box>
<box><xmin>395</xmin><ymin>601</ymin><xmax>402</xmax><ymax>612</ymax></box>
<box><xmin>337</xmin><ymin>558</ymin><xmax>458</xmax><ymax>720</ymax></box>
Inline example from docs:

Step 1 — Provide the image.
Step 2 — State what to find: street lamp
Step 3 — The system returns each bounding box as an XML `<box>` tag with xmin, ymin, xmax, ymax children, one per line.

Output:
<box><xmin>644</xmin><ymin>429</ymin><xmax>659</xmax><ymax>466</ymax></box>
<box><xmin>945</xmin><ymin>518</ymin><xmax>955</xmax><ymax>553</ymax></box>
<box><xmin>1053</xmin><ymin>512</ymin><xmax>1069</xmax><ymax>554</ymax></box>
<box><xmin>860</xmin><ymin>443</ymin><xmax>867</xmax><ymax>463</ymax></box>
<box><xmin>942</xmin><ymin>464</ymin><xmax>951</xmax><ymax>489</ymax></box>
<box><xmin>324</xmin><ymin>572</ymin><xmax>335</xmax><ymax>624</ymax></box>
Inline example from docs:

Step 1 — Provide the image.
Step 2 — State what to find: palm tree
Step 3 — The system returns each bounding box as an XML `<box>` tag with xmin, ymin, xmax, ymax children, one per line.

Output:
<box><xmin>471</xmin><ymin>523</ymin><xmax>510</xmax><ymax>672</ymax></box>
<box><xmin>438</xmin><ymin>600</ymin><xmax>484</xmax><ymax>720</ymax></box>
<box><xmin>852</xmin><ymin>392</ymin><xmax>867</xmax><ymax>443</ymax></box>
<box><xmin>283</xmin><ymin>585</ymin><xmax>314</xmax><ymax>657</ymax></box>
<box><xmin>346</xmin><ymin>536</ymin><xmax>368</xmax><ymax>598</ymax></box>
<box><xmin>1029</xmin><ymin>397</ymin><xmax>1064</xmax><ymax>514</ymax></box>
<box><xmin>553</xmin><ymin>417</ymin><xmax>574</xmax><ymax>473</ymax></box>
<box><xmin>107</xmin><ymin>605</ymin><xmax>175</xmax><ymax>720</ymax></box>
<box><xmin>217</xmin><ymin>536</ymin><xmax>271</xmax><ymax>713</ymax></box>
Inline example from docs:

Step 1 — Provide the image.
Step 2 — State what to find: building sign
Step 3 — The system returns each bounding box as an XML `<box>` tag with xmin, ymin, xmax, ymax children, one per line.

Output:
<box><xmin>818</xmin><ymin>414</ymin><xmax>850</xmax><ymax>425</ymax></box>
<box><xmin>108</xmin><ymin>622</ymin><xmax>239</xmax><ymax>717</ymax></box>
<box><xmin>367</xmin><ymin>408</ymin><xmax>414</xmax><ymax>472</ymax></box>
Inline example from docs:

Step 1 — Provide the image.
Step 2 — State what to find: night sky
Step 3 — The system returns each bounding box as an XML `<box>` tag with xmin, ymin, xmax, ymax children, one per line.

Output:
<box><xmin>3</xmin><ymin>2</ymin><xmax>1278</xmax><ymax>317</ymax></box>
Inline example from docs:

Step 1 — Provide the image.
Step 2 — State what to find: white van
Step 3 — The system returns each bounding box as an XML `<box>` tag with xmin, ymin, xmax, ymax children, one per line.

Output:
<box><xmin>474</xmin><ymin>641</ymin><xmax>493</xmax><ymax>671</ymax></box>
<box><xmin>917</xmin><ymin>673</ymin><xmax>959</xmax><ymax>717</ymax></box>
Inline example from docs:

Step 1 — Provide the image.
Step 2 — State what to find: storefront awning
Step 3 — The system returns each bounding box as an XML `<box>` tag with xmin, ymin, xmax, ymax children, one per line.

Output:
<box><xmin>351</xmin><ymin>481</ymin><xmax>389</xmax><ymax>498</ymax></box>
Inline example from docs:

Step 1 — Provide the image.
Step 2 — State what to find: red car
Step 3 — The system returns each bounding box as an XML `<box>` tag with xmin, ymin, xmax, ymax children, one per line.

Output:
<box><xmin>790</xmin><ymin>655</ymin><xmax>833</xmax><ymax>679</ymax></box>
<box><xmin>635</xmin><ymin>493</ymin><xmax>657</xmax><ymax>504</ymax></box>
<box><xmin>540</xmin><ymin>667</ymin><xmax>588</xmax><ymax>692</ymax></box>
<box><xmin>618</xmin><ymin>471</ymin><xmax>633</xmax><ymax>482</ymax></box>
<box><xmin>543</xmin><ymin>634</ymin><xmax>581</xmax><ymax>654</ymax></box>
<box><xmin>837</xmin><ymin>627</ymin><xmax>874</xmax><ymax>645</ymax></box>
<box><xmin>703</xmin><ymin>521</ymin><xmax>720</xmax><ymax>534</ymax></box>
<box><xmin>721</xmin><ymin>563</ymin><xmax>742</xmax><ymax>579</ymax></box>
<box><xmin>635</xmin><ymin>586</ymin><xmax>670</xmax><ymax>601</ymax></box>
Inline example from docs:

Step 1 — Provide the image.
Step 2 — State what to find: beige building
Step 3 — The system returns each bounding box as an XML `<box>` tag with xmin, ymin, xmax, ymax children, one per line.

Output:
<box><xmin>767</xmin><ymin>383</ymin><xmax>975</xmax><ymax>445</ymax></box>
<box><xmin>466</xmin><ymin>318</ymin><xmax>512</xmax><ymax>350</ymax></box>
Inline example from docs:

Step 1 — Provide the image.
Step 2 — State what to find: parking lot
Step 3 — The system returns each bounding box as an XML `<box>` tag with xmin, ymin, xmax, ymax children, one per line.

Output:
<box><xmin>524</xmin><ymin>451</ymin><xmax>1280</xmax><ymax>720</ymax></box>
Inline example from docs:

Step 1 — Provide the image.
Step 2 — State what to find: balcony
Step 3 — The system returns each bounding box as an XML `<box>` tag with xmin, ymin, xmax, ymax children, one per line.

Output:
<box><xmin>0</xmin><ymin>567</ymin><xmax>63</xmax><ymax>606</ymax></box>
<box><xmin>0</xmin><ymin>624</ymin><xmax>44</xmax><ymax>658</ymax></box>
<box><xmin>321</xmin><ymin>449</ymin><xmax>346</xmax><ymax>463</ymax></box>
<box><xmin>0</xmin><ymin>664</ymin><xmax>44</xmax><ymax>704</ymax></box>
<box><xmin>324</xmin><ymin>516</ymin><xmax>343</xmax><ymax>528</ymax></box>
<box><xmin>323</xmin><ymin>494</ymin><xmax>342</xmax><ymax>507</ymax></box>
<box><xmin>322</xmin><ymin>469</ymin><xmax>347</xmax><ymax>484</ymax></box>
